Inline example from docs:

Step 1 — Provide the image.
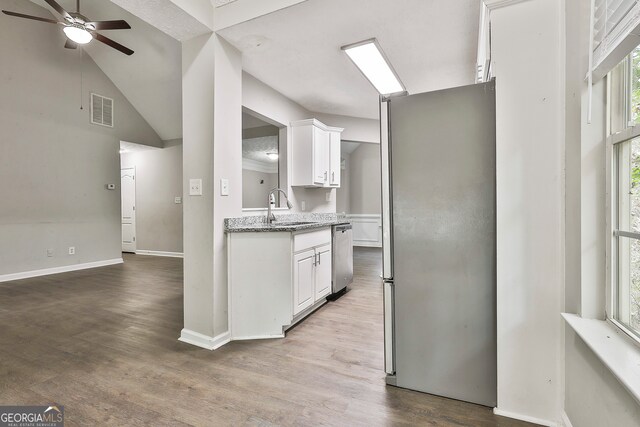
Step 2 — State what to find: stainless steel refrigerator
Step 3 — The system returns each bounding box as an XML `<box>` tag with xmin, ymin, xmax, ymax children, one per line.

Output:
<box><xmin>381</xmin><ymin>81</ymin><xmax>497</xmax><ymax>407</ymax></box>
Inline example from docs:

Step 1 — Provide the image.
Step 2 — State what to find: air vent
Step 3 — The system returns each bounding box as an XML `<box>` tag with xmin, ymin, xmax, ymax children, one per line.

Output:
<box><xmin>91</xmin><ymin>93</ymin><xmax>114</xmax><ymax>127</ymax></box>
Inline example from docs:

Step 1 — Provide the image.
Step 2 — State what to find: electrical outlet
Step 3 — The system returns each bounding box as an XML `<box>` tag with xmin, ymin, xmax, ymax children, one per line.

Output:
<box><xmin>47</xmin><ymin>249</ymin><xmax>53</xmax><ymax>257</ymax></box>
<box><xmin>174</xmin><ymin>197</ymin><xmax>182</xmax><ymax>204</ymax></box>
<box><xmin>301</xmin><ymin>201</ymin><xmax>306</xmax><ymax>211</ymax></box>
<box><xmin>68</xmin><ymin>246</ymin><xmax>75</xmax><ymax>255</ymax></box>
<box><xmin>325</xmin><ymin>191</ymin><xmax>331</xmax><ymax>202</ymax></box>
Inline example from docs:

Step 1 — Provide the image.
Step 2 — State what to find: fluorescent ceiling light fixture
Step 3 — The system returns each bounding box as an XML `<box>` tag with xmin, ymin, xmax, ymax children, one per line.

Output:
<box><xmin>341</xmin><ymin>39</ymin><xmax>405</xmax><ymax>95</ymax></box>
<box><xmin>266</xmin><ymin>152</ymin><xmax>279</xmax><ymax>160</ymax></box>
<box><xmin>63</xmin><ymin>25</ymin><xmax>92</xmax><ymax>44</ymax></box>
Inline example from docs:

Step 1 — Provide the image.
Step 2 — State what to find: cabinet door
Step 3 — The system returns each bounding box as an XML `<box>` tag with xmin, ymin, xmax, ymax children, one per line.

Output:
<box><xmin>314</xmin><ymin>244</ymin><xmax>332</xmax><ymax>301</ymax></box>
<box><xmin>329</xmin><ymin>131</ymin><xmax>341</xmax><ymax>187</ymax></box>
<box><xmin>293</xmin><ymin>249</ymin><xmax>316</xmax><ymax>315</ymax></box>
<box><xmin>313</xmin><ymin>126</ymin><xmax>329</xmax><ymax>185</ymax></box>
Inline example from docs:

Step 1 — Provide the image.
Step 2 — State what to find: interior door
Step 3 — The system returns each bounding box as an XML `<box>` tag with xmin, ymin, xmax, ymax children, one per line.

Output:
<box><xmin>314</xmin><ymin>244</ymin><xmax>332</xmax><ymax>300</ymax></box>
<box><xmin>121</xmin><ymin>168</ymin><xmax>136</xmax><ymax>253</ymax></box>
<box><xmin>390</xmin><ymin>81</ymin><xmax>497</xmax><ymax>407</ymax></box>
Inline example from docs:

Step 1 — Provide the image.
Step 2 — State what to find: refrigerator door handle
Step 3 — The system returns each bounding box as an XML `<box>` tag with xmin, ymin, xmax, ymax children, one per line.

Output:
<box><xmin>383</xmin><ymin>280</ymin><xmax>395</xmax><ymax>376</ymax></box>
<box><xmin>380</xmin><ymin>98</ymin><xmax>394</xmax><ymax>281</ymax></box>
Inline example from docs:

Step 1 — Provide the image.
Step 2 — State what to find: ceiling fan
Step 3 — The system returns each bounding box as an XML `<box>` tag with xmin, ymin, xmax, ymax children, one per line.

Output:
<box><xmin>2</xmin><ymin>0</ymin><xmax>134</xmax><ymax>55</ymax></box>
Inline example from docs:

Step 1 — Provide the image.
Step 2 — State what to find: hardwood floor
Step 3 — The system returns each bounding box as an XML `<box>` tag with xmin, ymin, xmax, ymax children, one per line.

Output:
<box><xmin>0</xmin><ymin>249</ymin><xmax>534</xmax><ymax>426</ymax></box>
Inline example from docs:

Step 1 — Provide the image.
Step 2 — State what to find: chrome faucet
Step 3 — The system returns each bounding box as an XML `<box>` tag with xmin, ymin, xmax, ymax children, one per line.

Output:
<box><xmin>267</xmin><ymin>188</ymin><xmax>293</xmax><ymax>224</ymax></box>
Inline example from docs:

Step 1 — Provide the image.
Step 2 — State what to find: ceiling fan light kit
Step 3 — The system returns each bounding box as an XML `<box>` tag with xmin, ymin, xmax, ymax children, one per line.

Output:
<box><xmin>63</xmin><ymin>25</ymin><xmax>92</xmax><ymax>44</ymax></box>
<box><xmin>2</xmin><ymin>0</ymin><xmax>134</xmax><ymax>55</ymax></box>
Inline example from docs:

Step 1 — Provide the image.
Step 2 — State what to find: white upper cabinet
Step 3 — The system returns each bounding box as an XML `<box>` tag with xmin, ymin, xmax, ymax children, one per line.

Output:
<box><xmin>328</xmin><ymin>129</ymin><xmax>341</xmax><ymax>188</ymax></box>
<box><xmin>291</xmin><ymin>119</ymin><xmax>343</xmax><ymax>188</ymax></box>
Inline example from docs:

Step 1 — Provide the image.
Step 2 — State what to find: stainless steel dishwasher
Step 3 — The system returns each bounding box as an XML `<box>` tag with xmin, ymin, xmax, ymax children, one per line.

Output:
<box><xmin>332</xmin><ymin>223</ymin><xmax>353</xmax><ymax>294</ymax></box>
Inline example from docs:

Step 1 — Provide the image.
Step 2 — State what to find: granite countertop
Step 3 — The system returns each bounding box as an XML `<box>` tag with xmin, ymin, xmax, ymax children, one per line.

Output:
<box><xmin>225</xmin><ymin>213</ymin><xmax>350</xmax><ymax>233</ymax></box>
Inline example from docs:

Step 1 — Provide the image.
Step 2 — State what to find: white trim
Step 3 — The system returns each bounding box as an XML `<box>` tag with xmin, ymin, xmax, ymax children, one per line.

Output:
<box><xmin>178</xmin><ymin>329</ymin><xmax>230</xmax><ymax>350</ymax></box>
<box><xmin>493</xmin><ymin>408</ymin><xmax>557</xmax><ymax>427</ymax></box>
<box><xmin>483</xmin><ymin>0</ymin><xmax>531</xmax><ymax>11</ymax></box>
<box><xmin>348</xmin><ymin>214</ymin><xmax>382</xmax><ymax>247</ymax></box>
<box><xmin>562</xmin><ymin>313</ymin><xmax>640</xmax><ymax>405</ymax></box>
<box><xmin>0</xmin><ymin>258</ymin><xmax>123</xmax><ymax>283</ymax></box>
<box><xmin>231</xmin><ymin>334</ymin><xmax>285</xmax><ymax>341</ymax></box>
<box><xmin>135</xmin><ymin>250</ymin><xmax>184</xmax><ymax>258</ymax></box>
<box><xmin>560</xmin><ymin>411</ymin><xmax>574</xmax><ymax>427</ymax></box>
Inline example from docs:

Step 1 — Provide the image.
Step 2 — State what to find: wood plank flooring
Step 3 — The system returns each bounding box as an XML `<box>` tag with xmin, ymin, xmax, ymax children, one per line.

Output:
<box><xmin>0</xmin><ymin>249</ymin><xmax>534</xmax><ymax>426</ymax></box>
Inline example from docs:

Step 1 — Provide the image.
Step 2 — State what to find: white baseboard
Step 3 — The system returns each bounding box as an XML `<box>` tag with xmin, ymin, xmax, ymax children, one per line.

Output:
<box><xmin>178</xmin><ymin>329</ymin><xmax>230</xmax><ymax>350</ymax></box>
<box><xmin>560</xmin><ymin>411</ymin><xmax>574</xmax><ymax>427</ymax></box>
<box><xmin>232</xmin><ymin>334</ymin><xmax>285</xmax><ymax>341</ymax></box>
<box><xmin>135</xmin><ymin>250</ymin><xmax>184</xmax><ymax>258</ymax></box>
<box><xmin>0</xmin><ymin>258</ymin><xmax>124</xmax><ymax>283</ymax></box>
<box><xmin>493</xmin><ymin>408</ymin><xmax>557</xmax><ymax>427</ymax></box>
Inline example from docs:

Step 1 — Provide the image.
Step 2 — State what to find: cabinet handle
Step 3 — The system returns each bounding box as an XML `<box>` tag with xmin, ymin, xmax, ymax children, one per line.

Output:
<box><xmin>332</xmin><ymin>171</ymin><xmax>335</xmax><ymax>182</ymax></box>
<box><xmin>318</xmin><ymin>253</ymin><xmax>321</xmax><ymax>265</ymax></box>
<box><xmin>324</xmin><ymin>171</ymin><xmax>328</xmax><ymax>181</ymax></box>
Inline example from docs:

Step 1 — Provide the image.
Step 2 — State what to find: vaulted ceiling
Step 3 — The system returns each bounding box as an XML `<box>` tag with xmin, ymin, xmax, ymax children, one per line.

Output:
<box><xmin>19</xmin><ymin>0</ymin><xmax>480</xmax><ymax>140</ymax></box>
<box><xmin>28</xmin><ymin>0</ymin><xmax>182</xmax><ymax>141</ymax></box>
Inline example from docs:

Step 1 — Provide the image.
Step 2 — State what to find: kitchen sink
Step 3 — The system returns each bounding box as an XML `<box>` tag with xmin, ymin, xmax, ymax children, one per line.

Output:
<box><xmin>271</xmin><ymin>221</ymin><xmax>316</xmax><ymax>226</ymax></box>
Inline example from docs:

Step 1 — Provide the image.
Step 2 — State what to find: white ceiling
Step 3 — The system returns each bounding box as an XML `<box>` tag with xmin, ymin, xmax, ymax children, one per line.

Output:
<box><xmin>218</xmin><ymin>0</ymin><xmax>481</xmax><ymax>119</ymax></box>
<box><xmin>29</xmin><ymin>0</ymin><xmax>182</xmax><ymax>141</ymax></box>
<box><xmin>243</xmin><ymin>136</ymin><xmax>279</xmax><ymax>164</ymax></box>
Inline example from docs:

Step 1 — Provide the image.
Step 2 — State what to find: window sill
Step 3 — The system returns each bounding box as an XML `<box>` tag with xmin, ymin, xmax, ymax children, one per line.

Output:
<box><xmin>562</xmin><ymin>313</ymin><xmax>640</xmax><ymax>405</ymax></box>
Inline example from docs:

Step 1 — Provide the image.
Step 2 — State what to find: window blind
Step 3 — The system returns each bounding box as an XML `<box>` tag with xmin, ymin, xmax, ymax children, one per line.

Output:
<box><xmin>592</xmin><ymin>0</ymin><xmax>640</xmax><ymax>81</ymax></box>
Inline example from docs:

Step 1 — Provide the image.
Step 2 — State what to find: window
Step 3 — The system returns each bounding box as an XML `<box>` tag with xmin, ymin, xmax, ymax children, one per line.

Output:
<box><xmin>610</xmin><ymin>45</ymin><xmax>640</xmax><ymax>339</ymax></box>
<box><xmin>613</xmin><ymin>137</ymin><xmax>640</xmax><ymax>337</ymax></box>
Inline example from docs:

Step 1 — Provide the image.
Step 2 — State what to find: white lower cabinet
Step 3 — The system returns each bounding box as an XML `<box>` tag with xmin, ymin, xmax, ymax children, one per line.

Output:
<box><xmin>293</xmin><ymin>249</ymin><xmax>316</xmax><ymax>315</ymax></box>
<box><xmin>314</xmin><ymin>244</ymin><xmax>332</xmax><ymax>301</ymax></box>
<box><xmin>229</xmin><ymin>227</ymin><xmax>333</xmax><ymax>340</ymax></box>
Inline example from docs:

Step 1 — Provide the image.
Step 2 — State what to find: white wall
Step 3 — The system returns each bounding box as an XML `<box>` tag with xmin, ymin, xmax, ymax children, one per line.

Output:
<box><xmin>181</xmin><ymin>32</ymin><xmax>216</xmax><ymax>342</ymax></box>
<box><xmin>242</xmin><ymin>169</ymin><xmax>278</xmax><ymax>208</ymax></box>
<box><xmin>213</xmin><ymin>35</ymin><xmax>243</xmax><ymax>337</ymax></box>
<box><xmin>0</xmin><ymin>0</ymin><xmax>161</xmax><ymax>278</ymax></box>
<box><xmin>242</xmin><ymin>72</ymin><xmax>336</xmax><ymax>213</ymax></box>
<box><xmin>488</xmin><ymin>0</ymin><xmax>564</xmax><ymax>424</ymax></box>
<box><xmin>562</xmin><ymin>0</ymin><xmax>640</xmax><ymax>425</ymax></box>
<box><xmin>349</xmin><ymin>143</ymin><xmax>382</xmax><ymax>215</ymax></box>
<box><xmin>336</xmin><ymin>151</ymin><xmax>351</xmax><ymax>214</ymax></box>
<box><xmin>120</xmin><ymin>141</ymin><xmax>183</xmax><ymax>254</ymax></box>
<box><xmin>314</xmin><ymin>113</ymin><xmax>380</xmax><ymax>144</ymax></box>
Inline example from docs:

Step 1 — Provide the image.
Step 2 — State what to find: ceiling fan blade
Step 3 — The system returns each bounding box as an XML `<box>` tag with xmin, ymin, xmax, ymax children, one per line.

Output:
<box><xmin>2</xmin><ymin>10</ymin><xmax>61</xmax><ymax>24</ymax></box>
<box><xmin>43</xmin><ymin>0</ymin><xmax>71</xmax><ymax>21</ymax></box>
<box><xmin>93</xmin><ymin>32</ymin><xmax>134</xmax><ymax>56</ymax></box>
<box><xmin>87</xmin><ymin>20</ymin><xmax>131</xmax><ymax>30</ymax></box>
<box><xmin>64</xmin><ymin>39</ymin><xmax>78</xmax><ymax>49</ymax></box>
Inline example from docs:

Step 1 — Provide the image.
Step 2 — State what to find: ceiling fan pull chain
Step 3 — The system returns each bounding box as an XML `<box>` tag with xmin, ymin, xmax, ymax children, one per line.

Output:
<box><xmin>80</xmin><ymin>47</ymin><xmax>84</xmax><ymax>110</ymax></box>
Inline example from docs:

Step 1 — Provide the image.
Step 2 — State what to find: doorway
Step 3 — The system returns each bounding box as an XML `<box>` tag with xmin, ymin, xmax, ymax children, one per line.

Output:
<box><xmin>121</xmin><ymin>167</ymin><xmax>136</xmax><ymax>253</ymax></box>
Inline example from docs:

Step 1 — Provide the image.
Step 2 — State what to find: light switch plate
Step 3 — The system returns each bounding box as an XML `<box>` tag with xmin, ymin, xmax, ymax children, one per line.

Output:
<box><xmin>220</xmin><ymin>178</ymin><xmax>229</xmax><ymax>196</ymax></box>
<box><xmin>189</xmin><ymin>179</ymin><xmax>202</xmax><ymax>196</ymax></box>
